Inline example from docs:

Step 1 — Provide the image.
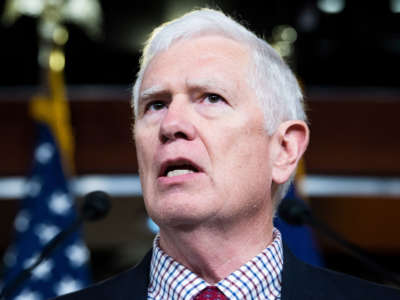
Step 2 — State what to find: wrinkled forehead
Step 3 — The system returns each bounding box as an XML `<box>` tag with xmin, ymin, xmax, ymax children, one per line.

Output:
<box><xmin>133</xmin><ymin>33</ymin><xmax>256</xmax><ymax>115</ymax></box>
<box><xmin>142</xmin><ymin>35</ymin><xmax>253</xmax><ymax>87</ymax></box>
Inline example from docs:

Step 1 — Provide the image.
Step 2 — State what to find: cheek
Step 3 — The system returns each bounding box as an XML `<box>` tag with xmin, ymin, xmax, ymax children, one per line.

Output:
<box><xmin>215</xmin><ymin>115</ymin><xmax>269</xmax><ymax>162</ymax></box>
<box><xmin>134</xmin><ymin>129</ymin><xmax>155</xmax><ymax>174</ymax></box>
<box><xmin>211</xmin><ymin>119</ymin><xmax>271</xmax><ymax>189</ymax></box>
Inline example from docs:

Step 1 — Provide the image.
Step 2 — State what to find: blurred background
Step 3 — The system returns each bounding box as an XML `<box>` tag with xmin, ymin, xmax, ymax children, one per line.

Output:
<box><xmin>1</xmin><ymin>0</ymin><xmax>400</xmax><ymax>296</ymax></box>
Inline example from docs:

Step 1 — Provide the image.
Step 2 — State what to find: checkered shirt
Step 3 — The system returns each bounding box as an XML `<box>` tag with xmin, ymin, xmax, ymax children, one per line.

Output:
<box><xmin>147</xmin><ymin>228</ymin><xmax>283</xmax><ymax>300</ymax></box>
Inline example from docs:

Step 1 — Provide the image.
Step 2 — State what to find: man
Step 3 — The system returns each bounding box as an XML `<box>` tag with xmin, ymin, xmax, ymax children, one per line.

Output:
<box><xmin>58</xmin><ymin>8</ymin><xmax>400</xmax><ymax>299</ymax></box>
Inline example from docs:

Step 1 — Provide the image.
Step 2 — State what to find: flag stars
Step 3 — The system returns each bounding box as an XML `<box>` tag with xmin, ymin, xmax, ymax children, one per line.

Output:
<box><xmin>3</xmin><ymin>119</ymin><xmax>91</xmax><ymax>297</ymax></box>
<box><xmin>32</xmin><ymin>259</ymin><xmax>53</xmax><ymax>280</ymax></box>
<box><xmin>24</xmin><ymin>178</ymin><xmax>42</xmax><ymax>198</ymax></box>
<box><xmin>35</xmin><ymin>142</ymin><xmax>54</xmax><ymax>164</ymax></box>
<box><xmin>34</xmin><ymin>224</ymin><xmax>60</xmax><ymax>244</ymax></box>
<box><xmin>15</xmin><ymin>289</ymin><xmax>42</xmax><ymax>300</ymax></box>
<box><xmin>65</xmin><ymin>243</ymin><xmax>89</xmax><ymax>267</ymax></box>
<box><xmin>49</xmin><ymin>192</ymin><xmax>72</xmax><ymax>215</ymax></box>
<box><xmin>54</xmin><ymin>277</ymin><xmax>83</xmax><ymax>296</ymax></box>
<box><xmin>23</xmin><ymin>253</ymin><xmax>39</xmax><ymax>269</ymax></box>
<box><xmin>3</xmin><ymin>247</ymin><xmax>17</xmax><ymax>267</ymax></box>
<box><xmin>14</xmin><ymin>210</ymin><xmax>31</xmax><ymax>232</ymax></box>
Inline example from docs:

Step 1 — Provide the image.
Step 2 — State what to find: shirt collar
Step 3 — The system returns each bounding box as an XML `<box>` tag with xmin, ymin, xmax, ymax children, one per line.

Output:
<box><xmin>148</xmin><ymin>228</ymin><xmax>283</xmax><ymax>300</ymax></box>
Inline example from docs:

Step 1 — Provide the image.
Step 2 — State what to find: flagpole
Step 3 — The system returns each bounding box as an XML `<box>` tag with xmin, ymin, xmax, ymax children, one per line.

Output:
<box><xmin>1</xmin><ymin>1</ymin><xmax>103</xmax><ymax>299</ymax></box>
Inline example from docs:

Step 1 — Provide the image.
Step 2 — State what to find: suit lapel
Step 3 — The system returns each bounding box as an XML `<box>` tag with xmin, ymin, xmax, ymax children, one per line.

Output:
<box><xmin>127</xmin><ymin>250</ymin><xmax>152</xmax><ymax>300</ymax></box>
<box><xmin>281</xmin><ymin>243</ymin><xmax>317</xmax><ymax>300</ymax></box>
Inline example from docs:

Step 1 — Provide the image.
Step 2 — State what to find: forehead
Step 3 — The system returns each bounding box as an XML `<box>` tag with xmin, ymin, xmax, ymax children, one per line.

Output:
<box><xmin>140</xmin><ymin>35</ymin><xmax>252</xmax><ymax>93</ymax></box>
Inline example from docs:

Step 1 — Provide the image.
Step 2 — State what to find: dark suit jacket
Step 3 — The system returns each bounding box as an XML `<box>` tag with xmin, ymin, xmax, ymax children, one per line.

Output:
<box><xmin>56</xmin><ymin>244</ymin><xmax>400</xmax><ymax>299</ymax></box>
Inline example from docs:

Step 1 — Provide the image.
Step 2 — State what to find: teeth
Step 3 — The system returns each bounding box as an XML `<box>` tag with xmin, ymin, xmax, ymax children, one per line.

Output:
<box><xmin>167</xmin><ymin>169</ymin><xmax>194</xmax><ymax>177</ymax></box>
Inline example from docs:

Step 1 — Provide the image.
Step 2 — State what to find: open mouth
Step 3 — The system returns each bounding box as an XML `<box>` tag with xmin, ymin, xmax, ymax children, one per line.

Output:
<box><xmin>159</xmin><ymin>159</ymin><xmax>201</xmax><ymax>178</ymax></box>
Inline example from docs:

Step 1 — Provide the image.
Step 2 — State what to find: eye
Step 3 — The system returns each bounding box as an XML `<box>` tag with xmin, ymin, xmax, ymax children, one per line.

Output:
<box><xmin>145</xmin><ymin>101</ymin><xmax>166</xmax><ymax>113</ymax></box>
<box><xmin>204</xmin><ymin>93</ymin><xmax>225</xmax><ymax>104</ymax></box>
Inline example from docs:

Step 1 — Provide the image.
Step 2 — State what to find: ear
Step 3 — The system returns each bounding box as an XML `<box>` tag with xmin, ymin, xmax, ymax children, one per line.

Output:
<box><xmin>270</xmin><ymin>120</ymin><xmax>309</xmax><ymax>184</ymax></box>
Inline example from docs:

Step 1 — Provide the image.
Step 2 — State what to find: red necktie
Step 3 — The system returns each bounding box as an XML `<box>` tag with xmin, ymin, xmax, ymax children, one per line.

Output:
<box><xmin>193</xmin><ymin>286</ymin><xmax>228</xmax><ymax>300</ymax></box>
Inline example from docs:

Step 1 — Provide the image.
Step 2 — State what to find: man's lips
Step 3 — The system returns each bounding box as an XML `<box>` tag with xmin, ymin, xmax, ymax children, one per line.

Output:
<box><xmin>158</xmin><ymin>158</ymin><xmax>203</xmax><ymax>178</ymax></box>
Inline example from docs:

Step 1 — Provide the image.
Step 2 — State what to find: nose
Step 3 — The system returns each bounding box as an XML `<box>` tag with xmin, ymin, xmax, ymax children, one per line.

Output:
<box><xmin>159</xmin><ymin>100</ymin><xmax>197</xmax><ymax>143</ymax></box>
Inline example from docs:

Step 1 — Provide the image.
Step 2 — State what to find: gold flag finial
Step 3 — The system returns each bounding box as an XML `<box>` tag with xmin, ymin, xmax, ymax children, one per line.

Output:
<box><xmin>2</xmin><ymin>0</ymin><xmax>103</xmax><ymax>70</ymax></box>
<box><xmin>2</xmin><ymin>0</ymin><xmax>103</xmax><ymax>174</ymax></box>
<box><xmin>2</xmin><ymin>0</ymin><xmax>102</xmax><ymax>39</ymax></box>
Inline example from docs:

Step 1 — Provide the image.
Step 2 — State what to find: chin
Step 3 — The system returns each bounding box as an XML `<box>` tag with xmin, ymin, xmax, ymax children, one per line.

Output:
<box><xmin>144</xmin><ymin>189</ymin><xmax>219</xmax><ymax>226</ymax></box>
<box><xmin>148</xmin><ymin>203</ymin><xmax>212</xmax><ymax>230</ymax></box>
<box><xmin>152</xmin><ymin>213</ymin><xmax>205</xmax><ymax>230</ymax></box>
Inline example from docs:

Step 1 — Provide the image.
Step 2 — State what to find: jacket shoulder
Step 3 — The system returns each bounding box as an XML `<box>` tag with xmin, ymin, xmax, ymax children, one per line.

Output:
<box><xmin>301</xmin><ymin>262</ymin><xmax>400</xmax><ymax>299</ymax></box>
<box><xmin>282</xmin><ymin>244</ymin><xmax>400</xmax><ymax>300</ymax></box>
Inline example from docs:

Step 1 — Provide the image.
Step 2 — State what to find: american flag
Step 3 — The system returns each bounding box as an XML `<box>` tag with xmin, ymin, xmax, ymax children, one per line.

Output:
<box><xmin>0</xmin><ymin>121</ymin><xmax>91</xmax><ymax>300</ymax></box>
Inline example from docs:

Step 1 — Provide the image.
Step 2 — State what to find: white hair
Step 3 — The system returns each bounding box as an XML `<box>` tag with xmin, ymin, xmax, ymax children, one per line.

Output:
<box><xmin>132</xmin><ymin>8</ymin><xmax>307</xmax><ymax>206</ymax></box>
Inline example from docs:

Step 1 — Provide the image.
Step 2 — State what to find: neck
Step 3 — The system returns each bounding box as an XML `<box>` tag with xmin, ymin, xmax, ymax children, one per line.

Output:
<box><xmin>158</xmin><ymin>214</ymin><xmax>274</xmax><ymax>284</ymax></box>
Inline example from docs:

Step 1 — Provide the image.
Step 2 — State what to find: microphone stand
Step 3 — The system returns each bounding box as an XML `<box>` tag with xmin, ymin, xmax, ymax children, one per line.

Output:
<box><xmin>0</xmin><ymin>191</ymin><xmax>111</xmax><ymax>300</ymax></box>
<box><xmin>278</xmin><ymin>198</ymin><xmax>400</xmax><ymax>287</ymax></box>
<box><xmin>0</xmin><ymin>218</ymin><xmax>83</xmax><ymax>300</ymax></box>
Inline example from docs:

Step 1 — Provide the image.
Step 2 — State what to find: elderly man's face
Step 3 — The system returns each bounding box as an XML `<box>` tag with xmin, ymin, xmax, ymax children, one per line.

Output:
<box><xmin>134</xmin><ymin>35</ymin><xmax>275</xmax><ymax>228</ymax></box>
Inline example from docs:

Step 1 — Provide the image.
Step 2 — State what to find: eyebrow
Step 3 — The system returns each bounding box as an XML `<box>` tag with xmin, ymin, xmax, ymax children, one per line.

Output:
<box><xmin>139</xmin><ymin>77</ymin><xmax>233</xmax><ymax>103</ymax></box>
<box><xmin>139</xmin><ymin>85</ymin><xmax>169</xmax><ymax>102</ymax></box>
<box><xmin>185</xmin><ymin>78</ymin><xmax>232</xmax><ymax>96</ymax></box>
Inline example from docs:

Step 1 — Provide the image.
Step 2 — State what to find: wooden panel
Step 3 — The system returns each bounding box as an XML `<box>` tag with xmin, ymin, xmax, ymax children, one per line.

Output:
<box><xmin>310</xmin><ymin>196</ymin><xmax>400</xmax><ymax>253</ymax></box>
<box><xmin>71</xmin><ymin>101</ymin><xmax>138</xmax><ymax>174</ymax></box>
<box><xmin>0</xmin><ymin>88</ymin><xmax>138</xmax><ymax>175</ymax></box>
<box><xmin>0</xmin><ymin>100</ymin><xmax>35</xmax><ymax>175</ymax></box>
<box><xmin>1</xmin><ymin>87</ymin><xmax>400</xmax><ymax>175</ymax></box>
<box><xmin>305</xmin><ymin>91</ymin><xmax>400</xmax><ymax>175</ymax></box>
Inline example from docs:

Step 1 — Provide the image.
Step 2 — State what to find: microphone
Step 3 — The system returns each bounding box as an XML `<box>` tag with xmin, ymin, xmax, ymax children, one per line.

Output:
<box><xmin>0</xmin><ymin>190</ymin><xmax>112</xmax><ymax>299</ymax></box>
<box><xmin>82</xmin><ymin>190</ymin><xmax>112</xmax><ymax>221</ymax></box>
<box><xmin>278</xmin><ymin>197</ymin><xmax>400</xmax><ymax>286</ymax></box>
<box><xmin>277</xmin><ymin>197</ymin><xmax>311</xmax><ymax>226</ymax></box>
